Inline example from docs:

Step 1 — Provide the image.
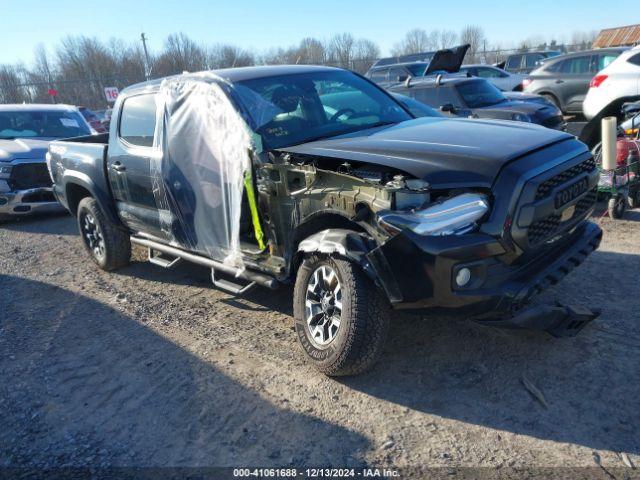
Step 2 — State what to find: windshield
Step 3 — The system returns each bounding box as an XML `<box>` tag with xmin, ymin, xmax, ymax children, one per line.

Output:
<box><xmin>456</xmin><ymin>80</ymin><xmax>506</xmax><ymax>108</ymax></box>
<box><xmin>406</xmin><ymin>63</ymin><xmax>429</xmax><ymax>76</ymax></box>
<box><xmin>0</xmin><ymin>110</ymin><xmax>91</xmax><ymax>139</ymax></box>
<box><xmin>233</xmin><ymin>70</ymin><xmax>412</xmax><ymax>149</ymax></box>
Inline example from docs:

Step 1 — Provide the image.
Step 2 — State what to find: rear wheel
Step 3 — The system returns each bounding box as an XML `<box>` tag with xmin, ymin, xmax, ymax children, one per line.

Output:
<box><xmin>293</xmin><ymin>254</ymin><xmax>391</xmax><ymax>376</ymax></box>
<box><xmin>542</xmin><ymin>93</ymin><xmax>560</xmax><ymax>110</ymax></box>
<box><xmin>77</xmin><ymin>197</ymin><xmax>131</xmax><ymax>270</ymax></box>
<box><xmin>608</xmin><ymin>194</ymin><xmax>627</xmax><ymax>219</ymax></box>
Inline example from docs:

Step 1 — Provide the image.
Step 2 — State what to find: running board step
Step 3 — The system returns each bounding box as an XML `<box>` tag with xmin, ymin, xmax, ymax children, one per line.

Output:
<box><xmin>148</xmin><ymin>248</ymin><xmax>182</xmax><ymax>269</ymax></box>
<box><xmin>211</xmin><ymin>269</ymin><xmax>256</xmax><ymax>295</ymax></box>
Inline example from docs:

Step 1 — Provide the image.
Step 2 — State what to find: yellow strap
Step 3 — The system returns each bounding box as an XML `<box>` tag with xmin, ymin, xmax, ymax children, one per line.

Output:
<box><xmin>244</xmin><ymin>170</ymin><xmax>266</xmax><ymax>251</ymax></box>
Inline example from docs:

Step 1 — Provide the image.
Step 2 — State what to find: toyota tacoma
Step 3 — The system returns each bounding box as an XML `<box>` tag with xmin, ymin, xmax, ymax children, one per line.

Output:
<box><xmin>48</xmin><ymin>66</ymin><xmax>602</xmax><ymax>376</ymax></box>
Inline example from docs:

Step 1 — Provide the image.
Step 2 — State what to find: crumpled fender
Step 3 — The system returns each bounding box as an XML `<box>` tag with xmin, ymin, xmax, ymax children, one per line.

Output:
<box><xmin>296</xmin><ymin>227</ymin><xmax>384</xmax><ymax>282</ymax></box>
<box><xmin>298</xmin><ymin>228</ymin><xmax>373</xmax><ymax>263</ymax></box>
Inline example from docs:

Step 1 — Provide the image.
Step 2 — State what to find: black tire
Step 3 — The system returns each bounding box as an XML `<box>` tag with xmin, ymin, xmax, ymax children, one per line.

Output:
<box><xmin>542</xmin><ymin>93</ymin><xmax>561</xmax><ymax>110</ymax></box>
<box><xmin>628</xmin><ymin>189</ymin><xmax>640</xmax><ymax>209</ymax></box>
<box><xmin>77</xmin><ymin>197</ymin><xmax>131</xmax><ymax>270</ymax></box>
<box><xmin>608</xmin><ymin>194</ymin><xmax>627</xmax><ymax>219</ymax></box>
<box><xmin>293</xmin><ymin>254</ymin><xmax>391</xmax><ymax>376</ymax></box>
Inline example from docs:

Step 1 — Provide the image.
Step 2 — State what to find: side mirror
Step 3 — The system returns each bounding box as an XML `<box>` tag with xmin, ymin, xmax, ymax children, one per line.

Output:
<box><xmin>439</xmin><ymin>103</ymin><xmax>456</xmax><ymax>113</ymax></box>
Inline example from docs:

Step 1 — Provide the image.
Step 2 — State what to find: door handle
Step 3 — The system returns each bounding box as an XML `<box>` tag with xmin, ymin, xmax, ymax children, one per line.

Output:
<box><xmin>555</xmin><ymin>79</ymin><xmax>564</xmax><ymax>84</ymax></box>
<box><xmin>112</xmin><ymin>162</ymin><xmax>126</xmax><ymax>172</ymax></box>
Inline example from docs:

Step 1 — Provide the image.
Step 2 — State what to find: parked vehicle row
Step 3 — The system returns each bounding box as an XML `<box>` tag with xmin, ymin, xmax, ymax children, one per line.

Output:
<box><xmin>523</xmin><ymin>48</ymin><xmax>627</xmax><ymax>114</ymax></box>
<box><xmin>45</xmin><ymin>65</ymin><xmax>602</xmax><ymax>376</ymax></box>
<box><xmin>388</xmin><ymin>71</ymin><xmax>566</xmax><ymax>130</ymax></box>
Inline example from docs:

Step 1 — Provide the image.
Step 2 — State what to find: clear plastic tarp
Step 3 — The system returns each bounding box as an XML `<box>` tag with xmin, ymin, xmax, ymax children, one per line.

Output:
<box><xmin>151</xmin><ymin>73</ymin><xmax>253</xmax><ymax>269</ymax></box>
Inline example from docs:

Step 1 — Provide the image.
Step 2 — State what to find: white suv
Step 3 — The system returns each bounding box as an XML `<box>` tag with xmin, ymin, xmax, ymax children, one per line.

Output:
<box><xmin>583</xmin><ymin>45</ymin><xmax>640</xmax><ymax>120</ymax></box>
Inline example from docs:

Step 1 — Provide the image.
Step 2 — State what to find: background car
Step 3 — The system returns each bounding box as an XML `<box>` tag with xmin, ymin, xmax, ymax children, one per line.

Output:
<box><xmin>365</xmin><ymin>44</ymin><xmax>469</xmax><ymax>88</ymax></box>
<box><xmin>459</xmin><ymin>64</ymin><xmax>525</xmax><ymax>91</ymax></box>
<box><xmin>389</xmin><ymin>76</ymin><xmax>566</xmax><ymax>130</ymax></box>
<box><xmin>583</xmin><ymin>45</ymin><xmax>640</xmax><ymax>120</ymax></box>
<box><xmin>366</xmin><ymin>62</ymin><xmax>430</xmax><ymax>88</ymax></box>
<box><xmin>523</xmin><ymin>48</ymin><xmax>626</xmax><ymax>114</ymax></box>
<box><xmin>503</xmin><ymin>50</ymin><xmax>562</xmax><ymax>74</ymax></box>
<box><xmin>0</xmin><ymin>104</ymin><xmax>92</xmax><ymax>220</ymax></box>
<box><xmin>390</xmin><ymin>92</ymin><xmax>444</xmax><ymax>117</ymax></box>
<box><xmin>78</xmin><ymin>106</ymin><xmax>108</xmax><ymax>133</ymax></box>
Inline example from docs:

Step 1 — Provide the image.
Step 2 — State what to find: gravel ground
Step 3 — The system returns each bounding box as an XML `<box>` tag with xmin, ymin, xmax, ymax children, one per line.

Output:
<box><xmin>1</xmin><ymin>205</ymin><xmax>639</xmax><ymax>475</ymax></box>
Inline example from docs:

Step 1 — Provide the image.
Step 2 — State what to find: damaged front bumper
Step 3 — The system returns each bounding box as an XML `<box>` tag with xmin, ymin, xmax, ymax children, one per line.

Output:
<box><xmin>366</xmin><ymin>221</ymin><xmax>603</xmax><ymax>336</ymax></box>
<box><xmin>0</xmin><ymin>186</ymin><xmax>63</xmax><ymax>216</ymax></box>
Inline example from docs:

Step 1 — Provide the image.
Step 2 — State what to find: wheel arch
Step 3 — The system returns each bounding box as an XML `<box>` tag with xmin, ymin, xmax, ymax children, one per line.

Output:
<box><xmin>62</xmin><ymin>173</ymin><xmax>123</xmax><ymax>227</ymax></box>
<box><xmin>287</xmin><ymin>212</ymin><xmax>372</xmax><ymax>277</ymax></box>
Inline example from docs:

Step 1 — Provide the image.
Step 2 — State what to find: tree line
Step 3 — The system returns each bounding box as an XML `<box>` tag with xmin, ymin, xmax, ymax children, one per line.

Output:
<box><xmin>0</xmin><ymin>26</ymin><xmax>595</xmax><ymax>108</ymax></box>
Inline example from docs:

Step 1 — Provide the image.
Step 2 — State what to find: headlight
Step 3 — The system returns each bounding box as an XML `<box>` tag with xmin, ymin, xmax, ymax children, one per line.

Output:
<box><xmin>0</xmin><ymin>165</ymin><xmax>12</xmax><ymax>179</ymax></box>
<box><xmin>378</xmin><ymin>193</ymin><xmax>490</xmax><ymax>236</ymax></box>
<box><xmin>511</xmin><ymin>113</ymin><xmax>532</xmax><ymax>123</ymax></box>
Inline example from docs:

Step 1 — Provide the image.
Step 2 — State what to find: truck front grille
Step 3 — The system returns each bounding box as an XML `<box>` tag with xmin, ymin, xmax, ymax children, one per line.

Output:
<box><xmin>527</xmin><ymin>189</ymin><xmax>597</xmax><ymax>246</ymax></box>
<box><xmin>535</xmin><ymin>157</ymin><xmax>596</xmax><ymax>200</ymax></box>
<box><xmin>9</xmin><ymin>163</ymin><xmax>52</xmax><ymax>190</ymax></box>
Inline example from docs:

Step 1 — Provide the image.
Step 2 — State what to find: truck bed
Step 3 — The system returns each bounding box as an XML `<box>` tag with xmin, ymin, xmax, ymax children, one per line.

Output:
<box><xmin>48</xmin><ymin>134</ymin><xmax>114</xmax><ymax>220</ymax></box>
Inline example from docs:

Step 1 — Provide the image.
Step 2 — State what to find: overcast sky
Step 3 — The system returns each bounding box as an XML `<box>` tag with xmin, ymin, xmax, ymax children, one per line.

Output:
<box><xmin>0</xmin><ymin>0</ymin><xmax>635</xmax><ymax>65</ymax></box>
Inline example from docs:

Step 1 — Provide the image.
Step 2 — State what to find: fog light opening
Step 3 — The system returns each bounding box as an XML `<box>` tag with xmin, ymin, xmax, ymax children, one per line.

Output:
<box><xmin>456</xmin><ymin>267</ymin><xmax>472</xmax><ymax>287</ymax></box>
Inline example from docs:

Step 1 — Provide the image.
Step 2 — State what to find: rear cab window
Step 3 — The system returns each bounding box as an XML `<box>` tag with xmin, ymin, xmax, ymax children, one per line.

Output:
<box><xmin>119</xmin><ymin>94</ymin><xmax>157</xmax><ymax>147</ymax></box>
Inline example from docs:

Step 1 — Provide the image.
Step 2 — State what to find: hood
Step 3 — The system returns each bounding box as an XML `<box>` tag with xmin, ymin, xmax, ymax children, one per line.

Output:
<box><xmin>280</xmin><ymin>117</ymin><xmax>576</xmax><ymax>189</ymax></box>
<box><xmin>474</xmin><ymin>100</ymin><xmax>561</xmax><ymax>119</ymax></box>
<box><xmin>424</xmin><ymin>44</ymin><xmax>470</xmax><ymax>76</ymax></box>
<box><xmin>0</xmin><ymin>138</ymin><xmax>50</xmax><ymax>162</ymax></box>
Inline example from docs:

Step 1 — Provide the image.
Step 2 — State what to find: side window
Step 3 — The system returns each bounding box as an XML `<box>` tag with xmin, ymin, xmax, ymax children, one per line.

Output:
<box><xmin>477</xmin><ymin>67</ymin><xmax>500</xmax><ymax>78</ymax></box>
<box><xmin>369</xmin><ymin>69</ymin><xmax>388</xmax><ymax>83</ymax></box>
<box><xmin>558</xmin><ymin>56</ymin><xmax>591</xmax><ymax>74</ymax></box>
<box><xmin>388</xmin><ymin>67</ymin><xmax>408</xmax><ymax>82</ymax></box>
<box><xmin>628</xmin><ymin>53</ymin><xmax>640</xmax><ymax>66</ymax></box>
<box><xmin>598</xmin><ymin>54</ymin><xmax>619</xmax><ymax>70</ymax></box>
<box><xmin>544</xmin><ymin>60</ymin><xmax>564</xmax><ymax>73</ymax></box>
<box><xmin>525</xmin><ymin>54</ymin><xmax>543</xmax><ymax>68</ymax></box>
<box><xmin>413</xmin><ymin>87</ymin><xmax>460</xmax><ymax>108</ymax></box>
<box><xmin>119</xmin><ymin>94</ymin><xmax>157</xmax><ymax>147</ymax></box>
<box><xmin>506</xmin><ymin>55</ymin><xmax>522</xmax><ymax>70</ymax></box>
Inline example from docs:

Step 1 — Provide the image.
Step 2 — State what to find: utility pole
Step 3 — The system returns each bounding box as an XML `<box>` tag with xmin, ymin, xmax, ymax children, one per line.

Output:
<box><xmin>141</xmin><ymin>32</ymin><xmax>151</xmax><ymax>81</ymax></box>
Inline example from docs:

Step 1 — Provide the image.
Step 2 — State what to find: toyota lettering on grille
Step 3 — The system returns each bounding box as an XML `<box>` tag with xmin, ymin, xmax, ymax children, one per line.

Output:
<box><xmin>555</xmin><ymin>177</ymin><xmax>589</xmax><ymax>209</ymax></box>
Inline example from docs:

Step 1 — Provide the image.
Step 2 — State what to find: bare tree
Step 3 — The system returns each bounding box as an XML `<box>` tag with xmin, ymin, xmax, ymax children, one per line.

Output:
<box><xmin>153</xmin><ymin>33</ymin><xmax>207</xmax><ymax>76</ymax></box>
<box><xmin>460</xmin><ymin>25</ymin><xmax>486</xmax><ymax>62</ymax></box>
<box><xmin>207</xmin><ymin>44</ymin><xmax>255</xmax><ymax>69</ymax></box>
<box><xmin>436</xmin><ymin>30</ymin><xmax>458</xmax><ymax>49</ymax></box>
<box><xmin>298</xmin><ymin>37</ymin><xmax>327</xmax><ymax>65</ymax></box>
<box><xmin>392</xmin><ymin>28</ymin><xmax>435</xmax><ymax>55</ymax></box>
<box><xmin>328</xmin><ymin>33</ymin><xmax>356</xmax><ymax>68</ymax></box>
<box><xmin>352</xmin><ymin>38</ymin><xmax>380</xmax><ymax>73</ymax></box>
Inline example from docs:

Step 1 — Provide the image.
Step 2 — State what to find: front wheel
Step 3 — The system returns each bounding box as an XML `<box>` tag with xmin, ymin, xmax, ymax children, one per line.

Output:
<box><xmin>77</xmin><ymin>197</ymin><xmax>131</xmax><ymax>270</ymax></box>
<box><xmin>628</xmin><ymin>189</ymin><xmax>640</xmax><ymax>209</ymax></box>
<box><xmin>293</xmin><ymin>254</ymin><xmax>391</xmax><ymax>376</ymax></box>
<box><xmin>608</xmin><ymin>194</ymin><xmax>627</xmax><ymax>219</ymax></box>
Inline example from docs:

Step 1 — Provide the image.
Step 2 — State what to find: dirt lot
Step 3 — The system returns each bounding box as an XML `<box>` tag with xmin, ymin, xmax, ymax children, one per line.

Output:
<box><xmin>1</xmin><ymin>206</ymin><xmax>639</xmax><ymax>475</ymax></box>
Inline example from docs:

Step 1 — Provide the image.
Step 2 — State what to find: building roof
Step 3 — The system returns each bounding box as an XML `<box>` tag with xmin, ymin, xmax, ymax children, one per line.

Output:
<box><xmin>593</xmin><ymin>24</ymin><xmax>640</xmax><ymax>48</ymax></box>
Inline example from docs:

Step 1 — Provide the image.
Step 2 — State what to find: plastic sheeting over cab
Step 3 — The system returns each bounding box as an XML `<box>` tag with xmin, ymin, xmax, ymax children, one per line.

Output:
<box><xmin>150</xmin><ymin>73</ymin><xmax>259</xmax><ymax>269</ymax></box>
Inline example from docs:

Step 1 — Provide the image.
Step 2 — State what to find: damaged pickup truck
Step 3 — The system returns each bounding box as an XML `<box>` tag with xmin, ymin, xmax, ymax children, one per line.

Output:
<box><xmin>48</xmin><ymin>66</ymin><xmax>602</xmax><ymax>376</ymax></box>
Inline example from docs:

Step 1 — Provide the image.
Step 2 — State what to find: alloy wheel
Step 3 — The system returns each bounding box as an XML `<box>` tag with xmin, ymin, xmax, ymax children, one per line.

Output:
<box><xmin>305</xmin><ymin>265</ymin><xmax>343</xmax><ymax>347</ymax></box>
